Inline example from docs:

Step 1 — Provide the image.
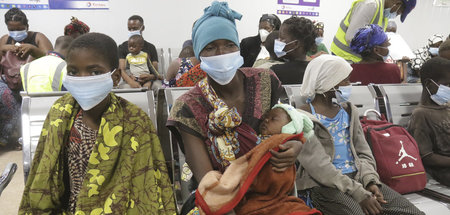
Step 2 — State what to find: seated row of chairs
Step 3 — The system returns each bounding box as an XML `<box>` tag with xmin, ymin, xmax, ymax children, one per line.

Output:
<box><xmin>20</xmin><ymin>83</ymin><xmax>446</xmax><ymax>210</ymax></box>
<box><xmin>283</xmin><ymin>83</ymin><xmax>422</xmax><ymax>127</ymax></box>
<box><xmin>156</xmin><ymin>47</ymin><xmax>183</xmax><ymax>77</ymax></box>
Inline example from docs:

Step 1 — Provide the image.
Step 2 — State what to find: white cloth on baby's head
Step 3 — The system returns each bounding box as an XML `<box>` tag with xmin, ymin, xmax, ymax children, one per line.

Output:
<box><xmin>272</xmin><ymin>103</ymin><xmax>314</xmax><ymax>139</ymax></box>
<box><xmin>300</xmin><ymin>55</ymin><xmax>353</xmax><ymax>101</ymax></box>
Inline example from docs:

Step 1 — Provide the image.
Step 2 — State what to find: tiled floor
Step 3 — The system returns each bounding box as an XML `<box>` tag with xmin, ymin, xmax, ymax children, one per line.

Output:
<box><xmin>1</xmin><ymin>148</ymin><xmax>449</xmax><ymax>215</ymax></box>
<box><xmin>0</xmin><ymin>149</ymin><xmax>24</xmax><ymax>215</ymax></box>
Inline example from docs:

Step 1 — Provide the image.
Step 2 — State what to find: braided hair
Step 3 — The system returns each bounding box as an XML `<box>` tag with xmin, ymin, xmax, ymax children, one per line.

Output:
<box><xmin>282</xmin><ymin>16</ymin><xmax>317</xmax><ymax>53</ymax></box>
<box><xmin>4</xmin><ymin>8</ymin><xmax>28</xmax><ymax>27</ymax></box>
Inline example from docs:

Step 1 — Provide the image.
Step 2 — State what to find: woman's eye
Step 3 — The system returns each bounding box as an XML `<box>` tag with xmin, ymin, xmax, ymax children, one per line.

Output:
<box><xmin>91</xmin><ymin>71</ymin><xmax>103</xmax><ymax>76</ymax></box>
<box><xmin>226</xmin><ymin>43</ymin><xmax>236</xmax><ymax>48</ymax></box>
<box><xmin>67</xmin><ymin>70</ymin><xmax>77</xmax><ymax>76</ymax></box>
<box><xmin>204</xmin><ymin>46</ymin><xmax>214</xmax><ymax>51</ymax></box>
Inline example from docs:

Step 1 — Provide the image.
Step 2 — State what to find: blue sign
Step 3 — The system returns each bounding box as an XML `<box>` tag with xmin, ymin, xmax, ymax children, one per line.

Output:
<box><xmin>0</xmin><ymin>0</ymin><xmax>109</xmax><ymax>10</ymax></box>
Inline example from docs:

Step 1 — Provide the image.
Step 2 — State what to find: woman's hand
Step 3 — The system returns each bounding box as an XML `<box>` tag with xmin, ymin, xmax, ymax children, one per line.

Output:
<box><xmin>17</xmin><ymin>43</ymin><xmax>37</xmax><ymax>58</ymax></box>
<box><xmin>359</xmin><ymin>196</ymin><xmax>382</xmax><ymax>215</ymax></box>
<box><xmin>269</xmin><ymin>140</ymin><xmax>303</xmax><ymax>172</ymax></box>
<box><xmin>366</xmin><ymin>184</ymin><xmax>387</xmax><ymax>204</ymax></box>
<box><xmin>0</xmin><ymin>44</ymin><xmax>18</xmax><ymax>53</ymax></box>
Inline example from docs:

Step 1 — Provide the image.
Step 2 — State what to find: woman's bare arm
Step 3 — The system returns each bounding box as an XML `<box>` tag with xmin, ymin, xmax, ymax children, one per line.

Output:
<box><xmin>165</xmin><ymin>58</ymin><xmax>181</xmax><ymax>82</ymax></box>
<box><xmin>179</xmin><ymin>130</ymin><xmax>214</xmax><ymax>182</ymax></box>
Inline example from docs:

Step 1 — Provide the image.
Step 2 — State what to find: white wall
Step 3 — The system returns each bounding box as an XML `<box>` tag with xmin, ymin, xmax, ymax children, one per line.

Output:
<box><xmin>0</xmin><ymin>0</ymin><xmax>448</xmax><ymax>51</ymax></box>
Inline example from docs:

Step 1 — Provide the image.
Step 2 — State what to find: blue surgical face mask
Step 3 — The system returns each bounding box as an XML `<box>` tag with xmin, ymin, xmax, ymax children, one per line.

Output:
<box><xmin>63</xmin><ymin>71</ymin><xmax>114</xmax><ymax>110</ymax></box>
<box><xmin>429</xmin><ymin>47</ymin><xmax>439</xmax><ymax>56</ymax></box>
<box><xmin>384</xmin><ymin>7</ymin><xmax>399</xmax><ymax>20</ymax></box>
<box><xmin>274</xmin><ymin>39</ymin><xmax>297</xmax><ymax>58</ymax></box>
<box><xmin>128</xmin><ymin>30</ymin><xmax>141</xmax><ymax>38</ymax></box>
<box><xmin>315</xmin><ymin>37</ymin><xmax>324</xmax><ymax>45</ymax></box>
<box><xmin>200</xmin><ymin>51</ymin><xmax>244</xmax><ymax>85</ymax></box>
<box><xmin>427</xmin><ymin>80</ymin><xmax>450</xmax><ymax>106</ymax></box>
<box><xmin>335</xmin><ymin>86</ymin><xmax>352</xmax><ymax>103</ymax></box>
<box><xmin>376</xmin><ymin>46</ymin><xmax>390</xmax><ymax>62</ymax></box>
<box><xmin>9</xmin><ymin>30</ymin><xmax>27</xmax><ymax>42</ymax></box>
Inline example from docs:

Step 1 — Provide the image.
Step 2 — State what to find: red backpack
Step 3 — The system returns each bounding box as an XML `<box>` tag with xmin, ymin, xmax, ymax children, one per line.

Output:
<box><xmin>360</xmin><ymin>110</ymin><xmax>426</xmax><ymax>194</ymax></box>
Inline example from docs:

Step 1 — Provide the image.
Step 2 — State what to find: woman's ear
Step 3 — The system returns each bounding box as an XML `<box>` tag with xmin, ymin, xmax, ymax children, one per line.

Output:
<box><xmin>111</xmin><ymin>69</ymin><xmax>121</xmax><ymax>87</ymax></box>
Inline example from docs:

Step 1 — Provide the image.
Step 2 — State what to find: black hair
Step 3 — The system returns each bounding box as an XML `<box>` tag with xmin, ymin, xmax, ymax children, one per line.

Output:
<box><xmin>264</xmin><ymin>30</ymin><xmax>279</xmax><ymax>60</ymax></box>
<box><xmin>259</xmin><ymin>14</ymin><xmax>281</xmax><ymax>30</ymax></box>
<box><xmin>282</xmin><ymin>16</ymin><xmax>317</xmax><ymax>53</ymax></box>
<box><xmin>54</xmin><ymin>36</ymin><xmax>74</xmax><ymax>51</ymax></box>
<box><xmin>420</xmin><ymin>57</ymin><xmax>450</xmax><ymax>87</ymax></box>
<box><xmin>128</xmin><ymin>15</ymin><xmax>144</xmax><ymax>24</ymax></box>
<box><xmin>4</xmin><ymin>8</ymin><xmax>28</xmax><ymax>27</ymax></box>
<box><xmin>179</xmin><ymin>46</ymin><xmax>195</xmax><ymax>58</ymax></box>
<box><xmin>129</xmin><ymin>35</ymin><xmax>144</xmax><ymax>46</ymax></box>
<box><xmin>67</xmin><ymin>33</ymin><xmax>119</xmax><ymax>69</ymax></box>
<box><xmin>439</xmin><ymin>39</ymin><xmax>450</xmax><ymax>53</ymax></box>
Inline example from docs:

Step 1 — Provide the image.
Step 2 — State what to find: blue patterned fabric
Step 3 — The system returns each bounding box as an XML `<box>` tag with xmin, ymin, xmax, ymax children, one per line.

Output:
<box><xmin>310</xmin><ymin>103</ymin><xmax>356</xmax><ymax>174</ymax></box>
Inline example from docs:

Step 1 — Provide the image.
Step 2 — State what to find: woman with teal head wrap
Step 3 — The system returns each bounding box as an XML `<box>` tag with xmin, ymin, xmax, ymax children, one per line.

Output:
<box><xmin>167</xmin><ymin>1</ymin><xmax>308</xmax><ymax>214</ymax></box>
<box><xmin>192</xmin><ymin>1</ymin><xmax>242</xmax><ymax>59</ymax></box>
<box><xmin>348</xmin><ymin>24</ymin><xmax>402</xmax><ymax>85</ymax></box>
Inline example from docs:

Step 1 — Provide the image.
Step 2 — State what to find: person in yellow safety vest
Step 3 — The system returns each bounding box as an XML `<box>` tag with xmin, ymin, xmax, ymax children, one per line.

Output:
<box><xmin>331</xmin><ymin>0</ymin><xmax>416</xmax><ymax>63</ymax></box>
<box><xmin>20</xmin><ymin>36</ymin><xmax>73</xmax><ymax>93</ymax></box>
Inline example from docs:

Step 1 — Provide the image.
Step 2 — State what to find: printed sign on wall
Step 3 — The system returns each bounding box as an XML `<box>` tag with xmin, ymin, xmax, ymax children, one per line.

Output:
<box><xmin>0</xmin><ymin>0</ymin><xmax>109</xmax><ymax>10</ymax></box>
<box><xmin>277</xmin><ymin>0</ymin><xmax>321</xmax><ymax>17</ymax></box>
<box><xmin>433</xmin><ymin>0</ymin><xmax>450</xmax><ymax>6</ymax></box>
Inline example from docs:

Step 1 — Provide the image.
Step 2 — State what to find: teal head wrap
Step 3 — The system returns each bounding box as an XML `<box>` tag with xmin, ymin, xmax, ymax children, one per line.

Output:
<box><xmin>192</xmin><ymin>1</ymin><xmax>242</xmax><ymax>59</ymax></box>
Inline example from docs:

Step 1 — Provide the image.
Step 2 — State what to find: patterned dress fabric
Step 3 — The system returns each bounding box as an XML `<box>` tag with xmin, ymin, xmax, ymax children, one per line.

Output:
<box><xmin>0</xmin><ymin>80</ymin><xmax>21</xmax><ymax>147</ymax></box>
<box><xmin>310</xmin><ymin>104</ymin><xmax>356</xmax><ymax>174</ymax></box>
<box><xmin>67</xmin><ymin>111</ymin><xmax>98</xmax><ymax>213</ymax></box>
<box><xmin>175</xmin><ymin>64</ymin><xmax>207</xmax><ymax>87</ymax></box>
<box><xmin>165</xmin><ymin>58</ymin><xmax>195</xmax><ymax>87</ymax></box>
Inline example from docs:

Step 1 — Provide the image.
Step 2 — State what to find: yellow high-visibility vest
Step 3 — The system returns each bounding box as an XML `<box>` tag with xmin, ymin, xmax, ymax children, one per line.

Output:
<box><xmin>330</xmin><ymin>0</ymin><xmax>388</xmax><ymax>63</ymax></box>
<box><xmin>20</xmin><ymin>55</ymin><xmax>66</xmax><ymax>93</ymax></box>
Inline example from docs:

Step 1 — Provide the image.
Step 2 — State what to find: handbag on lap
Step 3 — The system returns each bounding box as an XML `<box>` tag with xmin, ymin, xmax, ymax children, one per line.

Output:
<box><xmin>360</xmin><ymin>109</ymin><xmax>426</xmax><ymax>194</ymax></box>
<box><xmin>1</xmin><ymin>51</ymin><xmax>32</xmax><ymax>90</ymax></box>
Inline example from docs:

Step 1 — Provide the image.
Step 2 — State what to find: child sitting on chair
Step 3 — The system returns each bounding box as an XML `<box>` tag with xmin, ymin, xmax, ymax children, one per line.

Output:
<box><xmin>124</xmin><ymin>35</ymin><xmax>163</xmax><ymax>91</ymax></box>
<box><xmin>408</xmin><ymin>57</ymin><xmax>450</xmax><ymax>187</ymax></box>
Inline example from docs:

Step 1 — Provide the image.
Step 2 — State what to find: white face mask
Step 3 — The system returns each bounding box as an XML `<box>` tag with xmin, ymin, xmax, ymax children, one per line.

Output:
<box><xmin>128</xmin><ymin>29</ymin><xmax>141</xmax><ymax>38</ymax></box>
<box><xmin>376</xmin><ymin>46</ymin><xmax>390</xmax><ymax>62</ymax></box>
<box><xmin>384</xmin><ymin>5</ymin><xmax>400</xmax><ymax>19</ymax></box>
<box><xmin>429</xmin><ymin>47</ymin><xmax>439</xmax><ymax>56</ymax></box>
<box><xmin>200</xmin><ymin>51</ymin><xmax>244</xmax><ymax>85</ymax></box>
<box><xmin>274</xmin><ymin>39</ymin><xmax>297</xmax><ymax>58</ymax></box>
<box><xmin>63</xmin><ymin>71</ymin><xmax>114</xmax><ymax>110</ymax></box>
<box><xmin>334</xmin><ymin>86</ymin><xmax>352</xmax><ymax>103</ymax></box>
<box><xmin>315</xmin><ymin>37</ymin><xmax>324</xmax><ymax>45</ymax></box>
<box><xmin>426</xmin><ymin>80</ymin><xmax>450</xmax><ymax>106</ymax></box>
<box><xmin>259</xmin><ymin>29</ymin><xmax>270</xmax><ymax>42</ymax></box>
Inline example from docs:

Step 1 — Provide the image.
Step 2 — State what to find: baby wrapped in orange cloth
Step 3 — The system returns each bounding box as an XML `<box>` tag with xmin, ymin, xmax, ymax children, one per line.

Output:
<box><xmin>195</xmin><ymin>104</ymin><xmax>321</xmax><ymax>215</ymax></box>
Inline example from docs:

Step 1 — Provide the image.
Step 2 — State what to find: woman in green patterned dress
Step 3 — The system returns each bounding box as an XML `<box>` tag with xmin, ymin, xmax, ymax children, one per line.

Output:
<box><xmin>19</xmin><ymin>33</ymin><xmax>175</xmax><ymax>215</ymax></box>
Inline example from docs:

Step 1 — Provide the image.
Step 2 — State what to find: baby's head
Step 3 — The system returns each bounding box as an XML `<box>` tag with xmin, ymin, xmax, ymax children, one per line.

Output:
<box><xmin>260</xmin><ymin>104</ymin><xmax>315</xmax><ymax>138</ymax></box>
<box><xmin>260</xmin><ymin>107</ymin><xmax>291</xmax><ymax>135</ymax></box>
<box><xmin>128</xmin><ymin>35</ymin><xmax>144</xmax><ymax>55</ymax></box>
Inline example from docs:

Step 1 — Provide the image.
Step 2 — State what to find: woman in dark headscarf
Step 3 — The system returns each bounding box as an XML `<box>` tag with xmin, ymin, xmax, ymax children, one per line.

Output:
<box><xmin>349</xmin><ymin>24</ymin><xmax>401</xmax><ymax>85</ymax></box>
<box><xmin>167</xmin><ymin>2</ymin><xmax>319</xmax><ymax>214</ymax></box>
<box><xmin>240</xmin><ymin>13</ymin><xmax>281</xmax><ymax>67</ymax></box>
